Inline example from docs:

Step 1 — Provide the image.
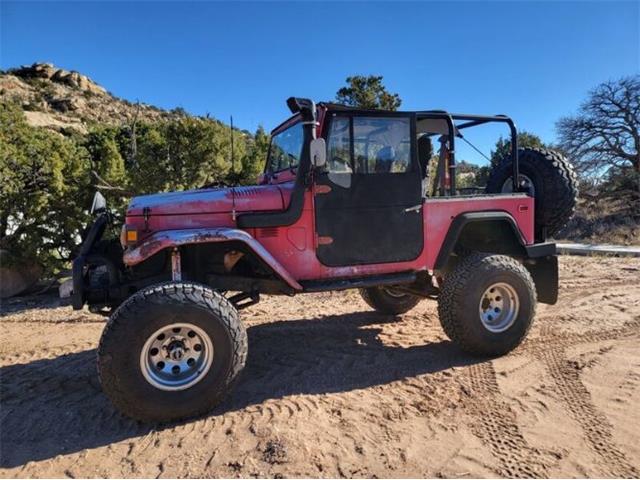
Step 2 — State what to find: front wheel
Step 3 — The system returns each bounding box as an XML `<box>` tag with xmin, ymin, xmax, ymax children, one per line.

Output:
<box><xmin>97</xmin><ymin>282</ymin><xmax>247</xmax><ymax>422</ymax></box>
<box><xmin>438</xmin><ymin>253</ymin><xmax>536</xmax><ymax>356</ymax></box>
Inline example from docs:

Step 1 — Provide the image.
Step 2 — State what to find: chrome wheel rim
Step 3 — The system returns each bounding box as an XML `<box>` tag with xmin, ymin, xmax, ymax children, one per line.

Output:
<box><xmin>501</xmin><ymin>174</ymin><xmax>535</xmax><ymax>196</ymax></box>
<box><xmin>140</xmin><ymin>323</ymin><xmax>214</xmax><ymax>391</ymax></box>
<box><xmin>478</xmin><ymin>283</ymin><xmax>519</xmax><ymax>333</ymax></box>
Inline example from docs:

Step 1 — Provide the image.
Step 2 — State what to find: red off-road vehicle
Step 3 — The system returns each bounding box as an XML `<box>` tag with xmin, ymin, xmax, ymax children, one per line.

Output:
<box><xmin>71</xmin><ymin>98</ymin><xmax>577</xmax><ymax>422</ymax></box>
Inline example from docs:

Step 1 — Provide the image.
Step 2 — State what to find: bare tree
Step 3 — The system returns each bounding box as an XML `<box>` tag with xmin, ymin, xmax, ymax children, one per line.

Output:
<box><xmin>127</xmin><ymin>101</ymin><xmax>141</xmax><ymax>167</ymax></box>
<box><xmin>556</xmin><ymin>76</ymin><xmax>640</xmax><ymax>192</ymax></box>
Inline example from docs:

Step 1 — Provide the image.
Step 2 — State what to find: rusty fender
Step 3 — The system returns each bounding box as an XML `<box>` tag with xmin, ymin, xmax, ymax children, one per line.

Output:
<box><xmin>122</xmin><ymin>228</ymin><xmax>302</xmax><ymax>291</ymax></box>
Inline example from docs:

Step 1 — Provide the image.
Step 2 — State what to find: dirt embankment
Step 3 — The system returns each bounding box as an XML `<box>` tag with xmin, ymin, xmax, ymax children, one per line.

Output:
<box><xmin>1</xmin><ymin>256</ymin><xmax>639</xmax><ymax>478</ymax></box>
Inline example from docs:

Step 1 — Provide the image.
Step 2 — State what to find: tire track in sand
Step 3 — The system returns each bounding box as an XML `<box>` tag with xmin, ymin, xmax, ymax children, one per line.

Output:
<box><xmin>536</xmin><ymin>346</ymin><xmax>639</xmax><ymax>478</ymax></box>
<box><xmin>465</xmin><ymin>362</ymin><xmax>554</xmax><ymax>478</ymax></box>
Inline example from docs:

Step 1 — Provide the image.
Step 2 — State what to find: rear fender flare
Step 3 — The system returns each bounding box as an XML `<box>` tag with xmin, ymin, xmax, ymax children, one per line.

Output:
<box><xmin>122</xmin><ymin>228</ymin><xmax>302</xmax><ymax>291</ymax></box>
<box><xmin>434</xmin><ymin>211</ymin><xmax>527</xmax><ymax>270</ymax></box>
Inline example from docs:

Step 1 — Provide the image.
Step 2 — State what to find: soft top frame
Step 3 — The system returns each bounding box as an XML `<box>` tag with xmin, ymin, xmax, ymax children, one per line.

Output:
<box><xmin>266</xmin><ymin>100</ymin><xmax>521</xmax><ymax>196</ymax></box>
<box><xmin>320</xmin><ymin>103</ymin><xmax>520</xmax><ymax>195</ymax></box>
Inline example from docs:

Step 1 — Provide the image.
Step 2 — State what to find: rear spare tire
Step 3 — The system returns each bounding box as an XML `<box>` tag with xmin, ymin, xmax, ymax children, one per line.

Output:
<box><xmin>98</xmin><ymin>282</ymin><xmax>247</xmax><ymax>422</ymax></box>
<box><xmin>486</xmin><ymin>147</ymin><xmax>578</xmax><ymax>239</ymax></box>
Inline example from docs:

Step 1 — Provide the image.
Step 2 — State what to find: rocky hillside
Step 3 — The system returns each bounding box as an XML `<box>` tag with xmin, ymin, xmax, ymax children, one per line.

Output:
<box><xmin>0</xmin><ymin>63</ymin><xmax>181</xmax><ymax>134</ymax></box>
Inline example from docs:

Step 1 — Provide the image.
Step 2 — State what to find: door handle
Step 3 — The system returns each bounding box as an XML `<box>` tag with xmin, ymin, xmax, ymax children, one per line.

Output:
<box><xmin>404</xmin><ymin>204</ymin><xmax>422</xmax><ymax>213</ymax></box>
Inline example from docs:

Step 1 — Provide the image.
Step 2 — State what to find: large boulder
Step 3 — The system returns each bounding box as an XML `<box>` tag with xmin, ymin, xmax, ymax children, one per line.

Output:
<box><xmin>51</xmin><ymin>69</ymin><xmax>107</xmax><ymax>96</ymax></box>
<box><xmin>12</xmin><ymin>63</ymin><xmax>108</xmax><ymax>96</ymax></box>
<box><xmin>0</xmin><ymin>250</ymin><xmax>43</xmax><ymax>298</ymax></box>
<box><xmin>14</xmin><ymin>62</ymin><xmax>57</xmax><ymax>79</ymax></box>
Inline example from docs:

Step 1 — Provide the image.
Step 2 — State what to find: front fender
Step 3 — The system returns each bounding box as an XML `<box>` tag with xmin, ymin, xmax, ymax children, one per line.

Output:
<box><xmin>122</xmin><ymin>228</ymin><xmax>302</xmax><ymax>291</ymax></box>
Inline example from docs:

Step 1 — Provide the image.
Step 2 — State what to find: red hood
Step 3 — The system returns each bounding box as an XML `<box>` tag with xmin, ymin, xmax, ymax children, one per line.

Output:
<box><xmin>127</xmin><ymin>184</ymin><xmax>291</xmax><ymax>216</ymax></box>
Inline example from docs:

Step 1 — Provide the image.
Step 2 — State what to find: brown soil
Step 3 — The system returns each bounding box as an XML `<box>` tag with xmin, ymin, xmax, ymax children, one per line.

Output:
<box><xmin>1</xmin><ymin>256</ymin><xmax>639</xmax><ymax>478</ymax></box>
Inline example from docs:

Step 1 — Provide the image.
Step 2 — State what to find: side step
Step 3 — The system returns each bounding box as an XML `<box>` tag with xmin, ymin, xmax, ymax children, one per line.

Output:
<box><xmin>300</xmin><ymin>271</ymin><xmax>417</xmax><ymax>293</ymax></box>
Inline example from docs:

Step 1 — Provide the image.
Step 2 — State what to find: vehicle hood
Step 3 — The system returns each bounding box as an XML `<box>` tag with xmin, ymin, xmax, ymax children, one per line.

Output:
<box><xmin>126</xmin><ymin>184</ymin><xmax>291</xmax><ymax>217</ymax></box>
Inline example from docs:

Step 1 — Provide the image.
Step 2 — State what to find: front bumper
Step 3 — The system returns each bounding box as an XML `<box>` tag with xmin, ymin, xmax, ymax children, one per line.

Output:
<box><xmin>70</xmin><ymin>213</ymin><xmax>110</xmax><ymax>310</ymax></box>
<box><xmin>71</xmin><ymin>254</ymin><xmax>87</xmax><ymax>309</ymax></box>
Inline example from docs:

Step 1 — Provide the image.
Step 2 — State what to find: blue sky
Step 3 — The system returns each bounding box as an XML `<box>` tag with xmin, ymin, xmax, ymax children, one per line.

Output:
<box><xmin>1</xmin><ymin>1</ymin><xmax>639</xmax><ymax>163</ymax></box>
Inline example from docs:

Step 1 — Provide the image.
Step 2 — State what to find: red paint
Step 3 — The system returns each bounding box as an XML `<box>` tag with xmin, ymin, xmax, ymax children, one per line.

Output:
<box><xmin>267</xmin><ymin>169</ymin><xmax>296</xmax><ymax>185</ymax></box>
<box><xmin>422</xmin><ymin>195</ymin><xmax>534</xmax><ymax>268</ymax></box>
<box><xmin>314</xmin><ymin>184</ymin><xmax>332</xmax><ymax>194</ymax></box>
<box><xmin>127</xmin><ymin>185</ymin><xmax>286</xmax><ymax>216</ymax></box>
<box><xmin>250</xmin><ymin>190</ymin><xmax>534</xmax><ymax>281</ymax></box>
<box><xmin>126</xmin><ymin>184</ymin><xmax>293</xmax><ymax>241</ymax></box>
<box><xmin>123</xmin><ymin>102</ymin><xmax>535</xmax><ymax>285</ymax></box>
<box><xmin>124</xmin><ymin>182</ymin><xmax>534</xmax><ymax>283</ymax></box>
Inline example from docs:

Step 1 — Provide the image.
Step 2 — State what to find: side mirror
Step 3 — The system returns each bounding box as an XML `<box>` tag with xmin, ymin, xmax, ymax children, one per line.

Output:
<box><xmin>257</xmin><ymin>173</ymin><xmax>267</xmax><ymax>185</ymax></box>
<box><xmin>90</xmin><ymin>191</ymin><xmax>107</xmax><ymax>214</ymax></box>
<box><xmin>310</xmin><ymin>138</ymin><xmax>326</xmax><ymax>169</ymax></box>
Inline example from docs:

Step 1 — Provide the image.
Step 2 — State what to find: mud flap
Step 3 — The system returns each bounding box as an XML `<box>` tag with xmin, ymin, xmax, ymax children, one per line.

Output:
<box><xmin>525</xmin><ymin>255</ymin><xmax>558</xmax><ymax>305</ymax></box>
<box><xmin>71</xmin><ymin>255</ymin><xmax>86</xmax><ymax>310</ymax></box>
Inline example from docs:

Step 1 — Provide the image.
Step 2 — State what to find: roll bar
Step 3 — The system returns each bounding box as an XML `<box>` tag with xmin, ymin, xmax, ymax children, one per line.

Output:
<box><xmin>416</xmin><ymin>111</ymin><xmax>520</xmax><ymax>195</ymax></box>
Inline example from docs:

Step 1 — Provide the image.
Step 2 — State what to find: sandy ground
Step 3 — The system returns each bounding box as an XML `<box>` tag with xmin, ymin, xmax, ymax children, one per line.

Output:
<box><xmin>0</xmin><ymin>256</ymin><xmax>639</xmax><ymax>478</ymax></box>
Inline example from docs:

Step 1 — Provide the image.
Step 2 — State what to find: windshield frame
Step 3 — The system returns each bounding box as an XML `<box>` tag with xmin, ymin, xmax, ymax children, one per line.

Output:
<box><xmin>264</xmin><ymin>119</ymin><xmax>304</xmax><ymax>175</ymax></box>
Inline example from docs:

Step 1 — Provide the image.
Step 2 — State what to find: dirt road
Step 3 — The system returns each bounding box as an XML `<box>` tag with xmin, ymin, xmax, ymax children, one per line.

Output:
<box><xmin>1</xmin><ymin>256</ymin><xmax>639</xmax><ymax>478</ymax></box>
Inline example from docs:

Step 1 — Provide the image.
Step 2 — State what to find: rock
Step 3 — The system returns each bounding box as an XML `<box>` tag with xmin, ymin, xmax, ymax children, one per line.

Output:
<box><xmin>12</xmin><ymin>63</ymin><xmax>107</xmax><ymax>96</ymax></box>
<box><xmin>15</xmin><ymin>62</ymin><xmax>57</xmax><ymax>79</ymax></box>
<box><xmin>51</xmin><ymin>69</ymin><xmax>107</xmax><ymax>96</ymax></box>
<box><xmin>23</xmin><ymin>111</ymin><xmax>88</xmax><ymax>134</ymax></box>
<box><xmin>48</xmin><ymin>97</ymin><xmax>81</xmax><ymax>113</ymax></box>
<box><xmin>1</xmin><ymin>63</ymin><xmax>178</xmax><ymax>132</ymax></box>
<box><xmin>0</xmin><ymin>250</ymin><xmax>43</xmax><ymax>298</ymax></box>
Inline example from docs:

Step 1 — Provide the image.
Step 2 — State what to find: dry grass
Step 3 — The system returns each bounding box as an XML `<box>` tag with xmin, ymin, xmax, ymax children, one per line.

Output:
<box><xmin>556</xmin><ymin>192</ymin><xmax>640</xmax><ymax>246</ymax></box>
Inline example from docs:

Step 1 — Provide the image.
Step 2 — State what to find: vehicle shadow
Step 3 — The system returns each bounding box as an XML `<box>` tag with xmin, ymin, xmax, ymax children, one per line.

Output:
<box><xmin>0</xmin><ymin>310</ymin><xmax>482</xmax><ymax>468</ymax></box>
<box><xmin>0</xmin><ymin>291</ymin><xmax>68</xmax><ymax>317</ymax></box>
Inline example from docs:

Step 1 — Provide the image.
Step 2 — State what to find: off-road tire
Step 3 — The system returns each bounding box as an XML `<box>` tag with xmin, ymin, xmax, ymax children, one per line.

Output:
<box><xmin>359</xmin><ymin>287</ymin><xmax>421</xmax><ymax>315</ymax></box>
<box><xmin>486</xmin><ymin>147</ymin><xmax>578</xmax><ymax>239</ymax></box>
<box><xmin>438</xmin><ymin>253</ymin><xmax>536</xmax><ymax>356</ymax></box>
<box><xmin>97</xmin><ymin>282</ymin><xmax>247</xmax><ymax>423</ymax></box>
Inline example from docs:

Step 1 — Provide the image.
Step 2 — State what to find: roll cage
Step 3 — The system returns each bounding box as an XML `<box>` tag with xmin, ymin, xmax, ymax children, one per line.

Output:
<box><xmin>263</xmin><ymin>102</ymin><xmax>521</xmax><ymax>196</ymax></box>
<box><xmin>319</xmin><ymin>104</ymin><xmax>520</xmax><ymax>194</ymax></box>
<box><xmin>415</xmin><ymin>110</ymin><xmax>520</xmax><ymax>195</ymax></box>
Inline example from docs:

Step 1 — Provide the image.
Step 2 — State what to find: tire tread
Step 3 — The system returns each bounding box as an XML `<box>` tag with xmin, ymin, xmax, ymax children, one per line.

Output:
<box><xmin>486</xmin><ymin>147</ymin><xmax>579</xmax><ymax>238</ymax></box>
<box><xmin>97</xmin><ymin>281</ymin><xmax>247</xmax><ymax>422</ymax></box>
<box><xmin>438</xmin><ymin>253</ymin><xmax>536</xmax><ymax>356</ymax></box>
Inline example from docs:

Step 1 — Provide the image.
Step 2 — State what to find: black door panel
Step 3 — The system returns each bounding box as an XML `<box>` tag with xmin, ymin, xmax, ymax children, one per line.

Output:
<box><xmin>315</xmin><ymin>172</ymin><xmax>423</xmax><ymax>266</ymax></box>
<box><xmin>315</xmin><ymin>113</ymin><xmax>424</xmax><ymax>267</ymax></box>
<box><xmin>315</xmin><ymin>202</ymin><xmax>423</xmax><ymax>265</ymax></box>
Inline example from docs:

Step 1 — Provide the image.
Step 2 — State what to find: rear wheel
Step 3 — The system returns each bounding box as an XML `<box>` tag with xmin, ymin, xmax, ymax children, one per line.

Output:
<box><xmin>438</xmin><ymin>253</ymin><xmax>536</xmax><ymax>356</ymax></box>
<box><xmin>360</xmin><ymin>286</ymin><xmax>421</xmax><ymax>314</ymax></box>
<box><xmin>486</xmin><ymin>147</ymin><xmax>578</xmax><ymax>239</ymax></box>
<box><xmin>98</xmin><ymin>282</ymin><xmax>247</xmax><ymax>422</ymax></box>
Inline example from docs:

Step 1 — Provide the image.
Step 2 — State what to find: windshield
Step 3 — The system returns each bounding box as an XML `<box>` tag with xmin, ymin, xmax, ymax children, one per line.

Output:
<box><xmin>266</xmin><ymin>122</ymin><xmax>303</xmax><ymax>173</ymax></box>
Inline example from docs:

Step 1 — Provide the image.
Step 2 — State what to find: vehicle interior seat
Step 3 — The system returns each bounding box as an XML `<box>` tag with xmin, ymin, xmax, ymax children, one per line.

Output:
<box><xmin>417</xmin><ymin>134</ymin><xmax>432</xmax><ymax>179</ymax></box>
<box><xmin>374</xmin><ymin>146</ymin><xmax>395</xmax><ymax>173</ymax></box>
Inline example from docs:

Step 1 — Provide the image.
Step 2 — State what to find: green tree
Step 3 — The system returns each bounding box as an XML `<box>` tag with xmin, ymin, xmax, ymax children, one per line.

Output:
<box><xmin>336</xmin><ymin>75</ymin><xmax>402</xmax><ymax>110</ymax></box>
<box><xmin>0</xmin><ymin>100</ymin><xmax>270</xmax><ymax>280</ymax></box>
<box><xmin>85</xmin><ymin>127</ymin><xmax>127</xmax><ymax>186</ymax></box>
<box><xmin>237</xmin><ymin>125</ymin><xmax>270</xmax><ymax>185</ymax></box>
<box><xmin>490</xmin><ymin>131</ymin><xmax>545</xmax><ymax>167</ymax></box>
<box><xmin>0</xmin><ymin>102</ymin><xmax>92</xmax><ymax>272</ymax></box>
